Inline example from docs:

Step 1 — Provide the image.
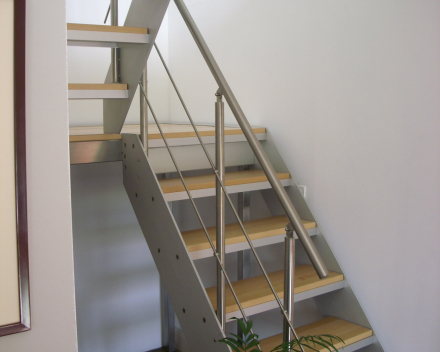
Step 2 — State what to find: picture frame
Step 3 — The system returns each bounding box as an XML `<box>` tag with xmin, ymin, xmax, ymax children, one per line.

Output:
<box><xmin>0</xmin><ymin>0</ymin><xmax>30</xmax><ymax>337</ymax></box>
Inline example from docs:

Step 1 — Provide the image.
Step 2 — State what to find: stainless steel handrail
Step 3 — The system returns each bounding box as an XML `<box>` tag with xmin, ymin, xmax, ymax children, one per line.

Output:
<box><xmin>152</xmin><ymin>43</ymin><xmax>304</xmax><ymax>348</ymax></box>
<box><xmin>173</xmin><ymin>0</ymin><xmax>329</xmax><ymax>280</ymax></box>
<box><xmin>138</xmin><ymin>82</ymin><xmax>261</xmax><ymax>349</ymax></box>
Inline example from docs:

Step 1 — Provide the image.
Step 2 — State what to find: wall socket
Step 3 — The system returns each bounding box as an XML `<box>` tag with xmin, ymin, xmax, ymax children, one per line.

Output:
<box><xmin>298</xmin><ymin>185</ymin><xmax>306</xmax><ymax>198</ymax></box>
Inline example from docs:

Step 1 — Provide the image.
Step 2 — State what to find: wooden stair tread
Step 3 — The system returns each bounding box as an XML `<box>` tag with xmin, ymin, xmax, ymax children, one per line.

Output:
<box><xmin>67</xmin><ymin>23</ymin><xmax>149</xmax><ymax>34</ymax></box>
<box><xmin>206</xmin><ymin>265</ymin><xmax>343</xmax><ymax>314</ymax></box>
<box><xmin>158</xmin><ymin>170</ymin><xmax>290</xmax><ymax>194</ymax></box>
<box><xmin>259</xmin><ymin>317</ymin><xmax>373</xmax><ymax>351</ymax></box>
<box><xmin>182</xmin><ymin>216</ymin><xmax>316</xmax><ymax>253</ymax></box>
<box><xmin>69</xmin><ymin>124</ymin><xmax>266</xmax><ymax>142</ymax></box>
<box><xmin>68</xmin><ymin>83</ymin><xmax>128</xmax><ymax>91</ymax></box>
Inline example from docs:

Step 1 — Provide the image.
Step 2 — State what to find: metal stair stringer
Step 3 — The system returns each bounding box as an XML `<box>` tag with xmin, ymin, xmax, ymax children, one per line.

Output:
<box><xmin>103</xmin><ymin>0</ymin><xmax>170</xmax><ymax>133</ymax></box>
<box><xmin>122</xmin><ymin>133</ymin><xmax>230</xmax><ymax>352</ymax></box>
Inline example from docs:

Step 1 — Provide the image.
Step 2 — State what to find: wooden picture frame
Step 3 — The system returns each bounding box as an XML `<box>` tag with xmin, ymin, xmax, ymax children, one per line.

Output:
<box><xmin>0</xmin><ymin>0</ymin><xmax>30</xmax><ymax>337</ymax></box>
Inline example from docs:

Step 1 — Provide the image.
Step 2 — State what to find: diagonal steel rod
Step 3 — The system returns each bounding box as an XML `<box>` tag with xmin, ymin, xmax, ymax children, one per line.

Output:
<box><xmin>153</xmin><ymin>43</ymin><xmax>305</xmax><ymax>347</ymax></box>
<box><xmin>138</xmin><ymin>83</ymin><xmax>260</xmax><ymax>347</ymax></box>
<box><xmin>104</xmin><ymin>4</ymin><xmax>111</xmax><ymax>24</ymax></box>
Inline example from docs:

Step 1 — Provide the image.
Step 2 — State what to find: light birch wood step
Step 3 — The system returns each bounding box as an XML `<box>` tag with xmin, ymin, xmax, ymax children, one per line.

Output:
<box><xmin>206</xmin><ymin>265</ymin><xmax>344</xmax><ymax>319</ymax></box>
<box><xmin>183</xmin><ymin>216</ymin><xmax>317</xmax><ymax>260</ymax></box>
<box><xmin>158</xmin><ymin>170</ymin><xmax>291</xmax><ymax>202</ymax></box>
<box><xmin>260</xmin><ymin>317</ymin><xmax>373</xmax><ymax>352</ymax></box>
<box><xmin>69</xmin><ymin>124</ymin><xmax>266</xmax><ymax>165</ymax></box>
<box><xmin>69</xmin><ymin>124</ymin><xmax>266</xmax><ymax>143</ymax></box>
<box><xmin>68</xmin><ymin>83</ymin><xmax>128</xmax><ymax>100</ymax></box>
<box><xmin>67</xmin><ymin>23</ymin><xmax>149</xmax><ymax>47</ymax></box>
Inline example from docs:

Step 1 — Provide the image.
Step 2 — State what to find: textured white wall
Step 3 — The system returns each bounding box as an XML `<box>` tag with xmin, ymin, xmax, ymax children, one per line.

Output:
<box><xmin>66</xmin><ymin>0</ymin><xmax>171</xmax><ymax>127</ymax></box>
<box><xmin>167</xmin><ymin>1</ymin><xmax>440</xmax><ymax>350</ymax></box>
<box><xmin>0</xmin><ymin>0</ymin><xmax>78</xmax><ymax>351</ymax></box>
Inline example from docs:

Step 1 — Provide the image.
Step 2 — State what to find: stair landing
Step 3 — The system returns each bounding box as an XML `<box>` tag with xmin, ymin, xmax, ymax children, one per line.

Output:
<box><xmin>69</xmin><ymin>124</ymin><xmax>266</xmax><ymax>142</ymax></box>
<box><xmin>69</xmin><ymin>124</ymin><xmax>266</xmax><ymax>165</ymax></box>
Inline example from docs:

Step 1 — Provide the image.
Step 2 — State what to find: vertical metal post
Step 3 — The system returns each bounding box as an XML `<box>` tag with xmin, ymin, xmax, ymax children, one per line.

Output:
<box><xmin>215</xmin><ymin>91</ymin><xmax>226</xmax><ymax>330</ymax></box>
<box><xmin>140</xmin><ymin>67</ymin><xmax>148</xmax><ymax>155</ymax></box>
<box><xmin>237</xmin><ymin>247</ymin><xmax>250</xmax><ymax>281</ymax></box>
<box><xmin>160</xmin><ymin>172</ymin><xmax>176</xmax><ymax>352</ymax></box>
<box><xmin>111</xmin><ymin>0</ymin><xmax>120</xmax><ymax>83</ymax></box>
<box><xmin>237</xmin><ymin>175</ymin><xmax>251</xmax><ymax>281</ymax></box>
<box><xmin>237</xmin><ymin>184</ymin><xmax>250</xmax><ymax>337</ymax></box>
<box><xmin>283</xmin><ymin>223</ymin><xmax>295</xmax><ymax>344</ymax></box>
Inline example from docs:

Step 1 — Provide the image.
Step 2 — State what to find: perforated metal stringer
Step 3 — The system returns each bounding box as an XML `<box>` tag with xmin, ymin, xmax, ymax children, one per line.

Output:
<box><xmin>122</xmin><ymin>134</ymin><xmax>229</xmax><ymax>352</ymax></box>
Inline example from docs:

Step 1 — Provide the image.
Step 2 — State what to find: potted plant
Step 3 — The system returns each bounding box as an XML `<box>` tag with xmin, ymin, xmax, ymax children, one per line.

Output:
<box><xmin>219</xmin><ymin>318</ymin><xmax>344</xmax><ymax>352</ymax></box>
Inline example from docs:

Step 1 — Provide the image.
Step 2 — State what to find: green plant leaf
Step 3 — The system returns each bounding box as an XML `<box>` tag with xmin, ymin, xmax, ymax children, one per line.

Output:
<box><xmin>270</xmin><ymin>334</ymin><xmax>344</xmax><ymax>352</ymax></box>
<box><xmin>246</xmin><ymin>338</ymin><xmax>260</xmax><ymax>348</ymax></box>
<box><xmin>245</xmin><ymin>319</ymin><xmax>254</xmax><ymax>335</ymax></box>
<box><xmin>218</xmin><ymin>338</ymin><xmax>242</xmax><ymax>352</ymax></box>
<box><xmin>219</xmin><ymin>318</ymin><xmax>344</xmax><ymax>352</ymax></box>
<box><xmin>245</xmin><ymin>333</ymin><xmax>259</xmax><ymax>344</ymax></box>
<box><xmin>237</xmin><ymin>318</ymin><xmax>253</xmax><ymax>336</ymax></box>
<box><xmin>320</xmin><ymin>334</ymin><xmax>345</xmax><ymax>345</ymax></box>
<box><xmin>219</xmin><ymin>337</ymin><xmax>242</xmax><ymax>349</ymax></box>
<box><xmin>294</xmin><ymin>343</ymin><xmax>319</xmax><ymax>352</ymax></box>
<box><xmin>228</xmin><ymin>333</ymin><xmax>245</xmax><ymax>346</ymax></box>
<box><xmin>270</xmin><ymin>340</ymin><xmax>298</xmax><ymax>352</ymax></box>
<box><xmin>299</xmin><ymin>335</ymin><xmax>339</xmax><ymax>352</ymax></box>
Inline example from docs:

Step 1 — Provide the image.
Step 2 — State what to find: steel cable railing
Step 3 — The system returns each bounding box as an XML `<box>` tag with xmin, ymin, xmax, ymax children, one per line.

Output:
<box><xmin>173</xmin><ymin>0</ymin><xmax>328</xmax><ymax>280</ymax></box>
<box><xmin>138</xmin><ymin>83</ymin><xmax>262</xmax><ymax>349</ymax></box>
<box><xmin>147</xmin><ymin>42</ymin><xmax>306</xmax><ymax>350</ymax></box>
<box><xmin>105</xmin><ymin>0</ymin><xmax>310</xmax><ymax>347</ymax></box>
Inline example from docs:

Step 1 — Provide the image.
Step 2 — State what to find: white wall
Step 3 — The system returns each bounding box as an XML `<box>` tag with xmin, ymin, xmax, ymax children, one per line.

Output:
<box><xmin>167</xmin><ymin>1</ymin><xmax>440</xmax><ymax>351</ymax></box>
<box><xmin>0</xmin><ymin>0</ymin><xmax>78</xmax><ymax>351</ymax></box>
<box><xmin>66</xmin><ymin>0</ymin><xmax>171</xmax><ymax>127</ymax></box>
<box><xmin>70</xmin><ymin>163</ymin><xmax>161</xmax><ymax>352</ymax></box>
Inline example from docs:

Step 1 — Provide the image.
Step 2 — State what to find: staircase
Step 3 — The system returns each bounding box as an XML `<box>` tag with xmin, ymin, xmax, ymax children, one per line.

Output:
<box><xmin>67</xmin><ymin>1</ymin><xmax>384</xmax><ymax>352</ymax></box>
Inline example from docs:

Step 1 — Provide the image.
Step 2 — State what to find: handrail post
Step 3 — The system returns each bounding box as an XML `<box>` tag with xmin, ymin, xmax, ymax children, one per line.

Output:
<box><xmin>216</xmin><ymin>90</ymin><xmax>226</xmax><ymax>330</ymax></box>
<box><xmin>111</xmin><ymin>0</ymin><xmax>120</xmax><ymax>83</ymax></box>
<box><xmin>140</xmin><ymin>67</ymin><xmax>148</xmax><ymax>154</ymax></box>
<box><xmin>173</xmin><ymin>0</ymin><xmax>329</xmax><ymax>279</ymax></box>
<box><xmin>283</xmin><ymin>223</ymin><xmax>295</xmax><ymax>344</ymax></box>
